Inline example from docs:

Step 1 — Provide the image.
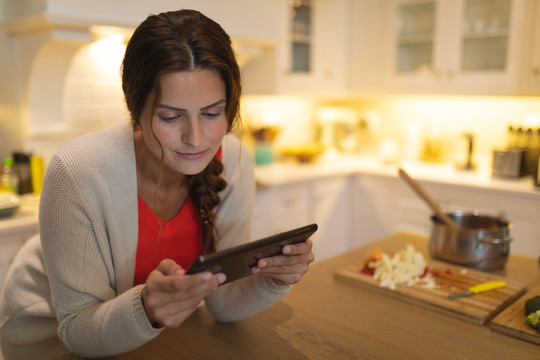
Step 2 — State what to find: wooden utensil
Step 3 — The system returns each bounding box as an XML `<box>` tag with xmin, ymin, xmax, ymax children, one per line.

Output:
<box><xmin>398</xmin><ymin>168</ymin><xmax>458</xmax><ymax>230</ymax></box>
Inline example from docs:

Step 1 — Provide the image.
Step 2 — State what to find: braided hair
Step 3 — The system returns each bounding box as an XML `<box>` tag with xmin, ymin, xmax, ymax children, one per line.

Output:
<box><xmin>122</xmin><ymin>10</ymin><xmax>242</xmax><ymax>253</ymax></box>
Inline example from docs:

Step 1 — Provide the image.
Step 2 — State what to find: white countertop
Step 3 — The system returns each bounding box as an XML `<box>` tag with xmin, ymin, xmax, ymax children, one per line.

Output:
<box><xmin>255</xmin><ymin>155</ymin><xmax>540</xmax><ymax>200</ymax></box>
<box><xmin>0</xmin><ymin>194</ymin><xmax>40</xmax><ymax>236</ymax></box>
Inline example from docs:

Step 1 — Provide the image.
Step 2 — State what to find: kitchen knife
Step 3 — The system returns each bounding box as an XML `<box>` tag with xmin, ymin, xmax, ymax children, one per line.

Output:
<box><xmin>447</xmin><ymin>280</ymin><xmax>507</xmax><ymax>300</ymax></box>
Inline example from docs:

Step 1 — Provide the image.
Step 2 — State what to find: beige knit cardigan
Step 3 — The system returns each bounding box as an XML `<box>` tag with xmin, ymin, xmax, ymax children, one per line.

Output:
<box><xmin>0</xmin><ymin>125</ymin><xmax>289</xmax><ymax>359</ymax></box>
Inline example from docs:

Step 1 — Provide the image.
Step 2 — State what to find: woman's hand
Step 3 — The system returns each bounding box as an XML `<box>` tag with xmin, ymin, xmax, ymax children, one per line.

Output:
<box><xmin>251</xmin><ymin>239</ymin><xmax>314</xmax><ymax>286</ymax></box>
<box><xmin>141</xmin><ymin>259</ymin><xmax>226</xmax><ymax>328</ymax></box>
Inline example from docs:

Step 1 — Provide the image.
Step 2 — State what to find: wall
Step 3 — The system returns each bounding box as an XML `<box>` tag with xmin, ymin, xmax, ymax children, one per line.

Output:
<box><xmin>240</xmin><ymin>94</ymin><xmax>540</xmax><ymax>169</ymax></box>
<box><xmin>317</xmin><ymin>95</ymin><xmax>540</xmax><ymax>166</ymax></box>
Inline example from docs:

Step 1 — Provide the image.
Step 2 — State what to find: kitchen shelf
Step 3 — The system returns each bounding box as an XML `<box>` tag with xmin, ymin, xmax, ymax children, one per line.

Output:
<box><xmin>397</xmin><ymin>33</ymin><xmax>434</xmax><ymax>44</ymax></box>
<box><xmin>462</xmin><ymin>29</ymin><xmax>510</xmax><ymax>39</ymax></box>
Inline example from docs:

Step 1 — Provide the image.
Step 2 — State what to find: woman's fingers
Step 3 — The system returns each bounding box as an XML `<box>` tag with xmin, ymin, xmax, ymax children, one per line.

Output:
<box><xmin>142</xmin><ymin>259</ymin><xmax>226</xmax><ymax>327</ymax></box>
<box><xmin>250</xmin><ymin>239</ymin><xmax>314</xmax><ymax>285</ymax></box>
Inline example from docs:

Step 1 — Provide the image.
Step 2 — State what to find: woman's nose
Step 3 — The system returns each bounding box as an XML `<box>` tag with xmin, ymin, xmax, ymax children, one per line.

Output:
<box><xmin>182</xmin><ymin>118</ymin><xmax>203</xmax><ymax>146</ymax></box>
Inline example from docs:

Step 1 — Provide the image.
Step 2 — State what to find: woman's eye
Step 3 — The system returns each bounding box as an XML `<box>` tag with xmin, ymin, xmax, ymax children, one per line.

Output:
<box><xmin>203</xmin><ymin>111</ymin><xmax>223</xmax><ymax>118</ymax></box>
<box><xmin>158</xmin><ymin>114</ymin><xmax>181</xmax><ymax>122</ymax></box>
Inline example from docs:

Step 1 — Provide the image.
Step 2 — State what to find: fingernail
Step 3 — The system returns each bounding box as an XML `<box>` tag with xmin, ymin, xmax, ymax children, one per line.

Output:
<box><xmin>259</xmin><ymin>260</ymin><xmax>266</xmax><ymax>267</ymax></box>
<box><xmin>283</xmin><ymin>246</ymin><xmax>291</xmax><ymax>254</ymax></box>
<box><xmin>202</xmin><ymin>272</ymin><xmax>212</xmax><ymax>281</ymax></box>
<box><xmin>218</xmin><ymin>274</ymin><xmax>226</xmax><ymax>283</ymax></box>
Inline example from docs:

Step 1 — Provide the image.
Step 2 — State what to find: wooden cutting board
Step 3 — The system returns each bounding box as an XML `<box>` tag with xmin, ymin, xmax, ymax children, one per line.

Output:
<box><xmin>334</xmin><ymin>260</ymin><xmax>527</xmax><ymax>325</ymax></box>
<box><xmin>490</xmin><ymin>284</ymin><xmax>540</xmax><ymax>345</ymax></box>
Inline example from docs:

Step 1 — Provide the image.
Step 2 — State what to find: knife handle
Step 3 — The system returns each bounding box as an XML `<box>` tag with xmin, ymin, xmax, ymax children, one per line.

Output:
<box><xmin>469</xmin><ymin>281</ymin><xmax>506</xmax><ymax>294</ymax></box>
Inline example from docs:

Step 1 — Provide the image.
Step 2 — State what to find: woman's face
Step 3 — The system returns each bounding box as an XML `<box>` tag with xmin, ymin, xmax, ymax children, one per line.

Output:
<box><xmin>139</xmin><ymin>69</ymin><xmax>229</xmax><ymax>176</ymax></box>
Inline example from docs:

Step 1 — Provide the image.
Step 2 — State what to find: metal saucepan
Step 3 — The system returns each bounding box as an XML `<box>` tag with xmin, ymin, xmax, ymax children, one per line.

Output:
<box><xmin>429</xmin><ymin>211</ymin><xmax>512</xmax><ymax>271</ymax></box>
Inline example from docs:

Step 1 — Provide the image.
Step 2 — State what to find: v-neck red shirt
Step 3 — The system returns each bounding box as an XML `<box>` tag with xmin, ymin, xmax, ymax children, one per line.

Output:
<box><xmin>133</xmin><ymin>196</ymin><xmax>203</xmax><ymax>286</ymax></box>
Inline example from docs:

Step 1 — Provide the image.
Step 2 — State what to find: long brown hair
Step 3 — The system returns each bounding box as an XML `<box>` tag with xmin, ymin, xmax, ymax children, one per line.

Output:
<box><xmin>121</xmin><ymin>9</ymin><xmax>242</xmax><ymax>253</ymax></box>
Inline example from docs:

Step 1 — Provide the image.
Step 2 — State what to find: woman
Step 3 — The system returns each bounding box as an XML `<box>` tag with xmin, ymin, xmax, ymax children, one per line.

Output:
<box><xmin>0</xmin><ymin>9</ymin><xmax>314</xmax><ymax>359</ymax></box>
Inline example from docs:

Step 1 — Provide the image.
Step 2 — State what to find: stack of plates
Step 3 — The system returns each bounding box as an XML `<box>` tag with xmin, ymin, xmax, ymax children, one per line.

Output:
<box><xmin>0</xmin><ymin>193</ymin><xmax>20</xmax><ymax>218</ymax></box>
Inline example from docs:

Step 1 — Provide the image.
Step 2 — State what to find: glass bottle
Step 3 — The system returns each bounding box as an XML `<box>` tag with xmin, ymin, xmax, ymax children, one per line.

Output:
<box><xmin>0</xmin><ymin>157</ymin><xmax>20</xmax><ymax>194</ymax></box>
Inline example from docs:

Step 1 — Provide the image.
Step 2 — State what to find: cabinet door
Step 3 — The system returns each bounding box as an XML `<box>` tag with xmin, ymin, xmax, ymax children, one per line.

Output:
<box><xmin>450</xmin><ymin>0</ymin><xmax>525</xmax><ymax>94</ymax></box>
<box><xmin>268</xmin><ymin>183</ymin><xmax>311</xmax><ymax>234</ymax></box>
<box><xmin>244</xmin><ymin>0</ymin><xmax>350</xmax><ymax>95</ymax></box>
<box><xmin>311</xmin><ymin>176</ymin><xmax>352</xmax><ymax>261</ymax></box>
<box><xmin>278</xmin><ymin>0</ymin><xmax>350</xmax><ymax>95</ymax></box>
<box><xmin>382</xmin><ymin>0</ymin><xmax>455</xmax><ymax>91</ymax></box>
<box><xmin>396</xmin><ymin>181</ymin><xmax>495</xmax><ymax>235</ymax></box>
<box><xmin>519</xmin><ymin>0</ymin><xmax>540</xmax><ymax>94</ymax></box>
<box><xmin>493</xmin><ymin>194</ymin><xmax>540</xmax><ymax>257</ymax></box>
<box><xmin>252</xmin><ymin>187</ymin><xmax>273</xmax><ymax>240</ymax></box>
<box><xmin>382</xmin><ymin>0</ymin><xmax>526</xmax><ymax>95</ymax></box>
<box><xmin>353</xmin><ymin>174</ymin><xmax>398</xmax><ymax>247</ymax></box>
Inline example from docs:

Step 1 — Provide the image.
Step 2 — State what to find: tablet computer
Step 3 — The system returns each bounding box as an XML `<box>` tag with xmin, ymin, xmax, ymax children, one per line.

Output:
<box><xmin>186</xmin><ymin>223</ymin><xmax>318</xmax><ymax>285</ymax></box>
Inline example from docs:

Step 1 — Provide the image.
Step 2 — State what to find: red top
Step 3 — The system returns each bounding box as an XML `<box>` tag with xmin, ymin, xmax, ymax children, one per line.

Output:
<box><xmin>133</xmin><ymin>147</ymin><xmax>221</xmax><ymax>286</ymax></box>
<box><xmin>133</xmin><ymin>196</ymin><xmax>203</xmax><ymax>286</ymax></box>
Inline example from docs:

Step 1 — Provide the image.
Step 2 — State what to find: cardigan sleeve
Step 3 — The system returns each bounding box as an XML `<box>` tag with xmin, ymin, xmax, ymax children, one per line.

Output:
<box><xmin>204</xmin><ymin>135</ymin><xmax>290</xmax><ymax>321</ymax></box>
<box><xmin>39</xmin><ymin>144</ymin><xmax>161</xmax><ymax>358</ymax></box>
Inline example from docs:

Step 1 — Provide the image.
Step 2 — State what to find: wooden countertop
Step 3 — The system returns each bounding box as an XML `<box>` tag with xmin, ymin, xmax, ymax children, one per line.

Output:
<box><xmin>109</xmin><ymin>232</ymin><xmax>540</xmax><ymax>360</ymax></box>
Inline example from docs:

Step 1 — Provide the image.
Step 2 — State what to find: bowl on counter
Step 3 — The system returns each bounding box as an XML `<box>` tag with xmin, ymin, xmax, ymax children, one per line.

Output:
<box><xmin>0</xmin><ymin>193</ymin><xmax>20</xmax><ymax>218</ymax></box>
<box><xmin>429</xmin><ymin>211</ymin><xmax>512</xmax><ymax>271</ymax></box>
<box><xmin>278</xmin><ymin>143</ymin><xmax>325</xmax><ymax>164</ymax></box>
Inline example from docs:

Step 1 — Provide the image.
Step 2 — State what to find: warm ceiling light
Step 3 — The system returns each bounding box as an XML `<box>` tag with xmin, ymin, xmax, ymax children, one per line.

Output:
<box><xmin>89</xmin><ymin>25</ymin><xmax>132</xmax><ymax>43</ymax></box>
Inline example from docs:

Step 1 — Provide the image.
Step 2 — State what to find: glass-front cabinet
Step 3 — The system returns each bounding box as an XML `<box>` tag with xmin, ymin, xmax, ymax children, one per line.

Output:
<box><xmin>383</xmin><ymin>0</ymin><xmax>526</xmax><ymax>94</ymax></box>
<box><xmin>279</xmin><ymin>0</ymin><xmax>350</xmax><ymax>95</ymax></box>
<box><xmin>242</xmin><ymin>0</ymin><xmax>350</xmax><ymax>95</ymax></box>
<box><xmin>290</xmin><ymin>0</ymin><xmax>313</xmax><ymax>73</ymax></box>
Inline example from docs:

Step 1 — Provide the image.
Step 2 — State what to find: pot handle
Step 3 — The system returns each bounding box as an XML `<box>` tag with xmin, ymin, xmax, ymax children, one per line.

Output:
<box><xmin>478</xmin><ymin>236</ymin><xmax>512</xmax><ymax>244</ymax></box>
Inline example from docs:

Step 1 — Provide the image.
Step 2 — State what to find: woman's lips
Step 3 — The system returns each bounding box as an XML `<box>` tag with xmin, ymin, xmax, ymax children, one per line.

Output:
<box><xmin>177</xmin><ymin>150</ymin><xmax>207</xmax><ymax>160</ymax></box>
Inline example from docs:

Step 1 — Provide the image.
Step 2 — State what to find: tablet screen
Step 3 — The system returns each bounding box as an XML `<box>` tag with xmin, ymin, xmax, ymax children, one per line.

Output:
<box><xmin>186</xmin><ymin>223</ymin><xmax>318</xmax><ymax>285</ymax></box>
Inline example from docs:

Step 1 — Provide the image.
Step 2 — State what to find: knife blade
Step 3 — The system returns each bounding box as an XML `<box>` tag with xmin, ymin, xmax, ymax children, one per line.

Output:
<box><xmin>447</xmin><ymin>280</ymin><xmax>507</xmax><ymax>300</ymax></box>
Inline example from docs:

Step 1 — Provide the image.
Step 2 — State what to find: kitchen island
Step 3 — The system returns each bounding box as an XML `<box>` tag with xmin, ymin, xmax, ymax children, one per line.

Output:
<box><xmin>109</xmin><ymin>232</ymin><xmax>540</xmax><ymax>360</ymax></box>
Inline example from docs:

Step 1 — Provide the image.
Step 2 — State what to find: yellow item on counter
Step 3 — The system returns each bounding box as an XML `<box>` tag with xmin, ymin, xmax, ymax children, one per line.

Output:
<box><xmin>30</xmin><ymin>156</ymin><xmax>44</xmax><ymax>194</ymax></box>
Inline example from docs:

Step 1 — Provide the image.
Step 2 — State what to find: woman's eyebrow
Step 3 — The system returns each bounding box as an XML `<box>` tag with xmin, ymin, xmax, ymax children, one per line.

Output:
<box><xmin>157</xmin><ymin>104</ymin><xmax>186</xmax><ymax>112</ymax></box>
<box><xmin>200</xmin><ymin>99</ymin><xmax>226</xmax><ymax>111</ymax></box>
<box><xmin>157</xmin><ymin>99</ymin><xmax>226</xmax><ymax>112</ymax></box>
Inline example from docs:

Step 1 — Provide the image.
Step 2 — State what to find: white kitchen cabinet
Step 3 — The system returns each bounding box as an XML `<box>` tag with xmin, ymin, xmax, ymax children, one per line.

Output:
<box><xmin>311</xmin><ymin>176</ymin><xmax>353</xmax><ymax>261</ymax></box>
<box><xmin>378</xmin><ymin>0</ymin><xmax>527</xmax><ymax>95</ymax></box>
<box><xmin>252</xmin><ymin>175</ymin><xmax>353</xmax><ymax>262</ymax></box>
<box><xmin>354</xmin><ymin>171</ymin><xmax>540</xmax><ymax>257</ymax></box>
<box><xmin>353</xmin><ymin>174</ymin><xmax>398</xmax><ymax>247</ymax></box>
<box><xmin>242</xmin><ymin>0</ymin><xmax>351</xmax><ymax>95</ymax></box>
<box><xmin>252</xmin><ymin>182</ymin><xmax>311</xmax><ymax>240</ymax></box>
<box><xmin>397</xmin><ymin>181</ymin><xmax>540</xmax><ymax>256</ymax></box>
<box><xmin>3</xmin><ymin>0</ymin><xmax>283</xmax><ymax>43</ymax></box>
<box><xmin>519</xmin><ymin>0</ymin><xmax>540</xmax><ymax>94</ymax></box>
<box><xmin>493</xmin><ymin>194</ymin><xmax>540</xmax><ymax>256</ymax></box>
<box><xmin>268</xmin><ymin>182</ymin><xmax>312</xmax><ymax>234</ymax></box>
